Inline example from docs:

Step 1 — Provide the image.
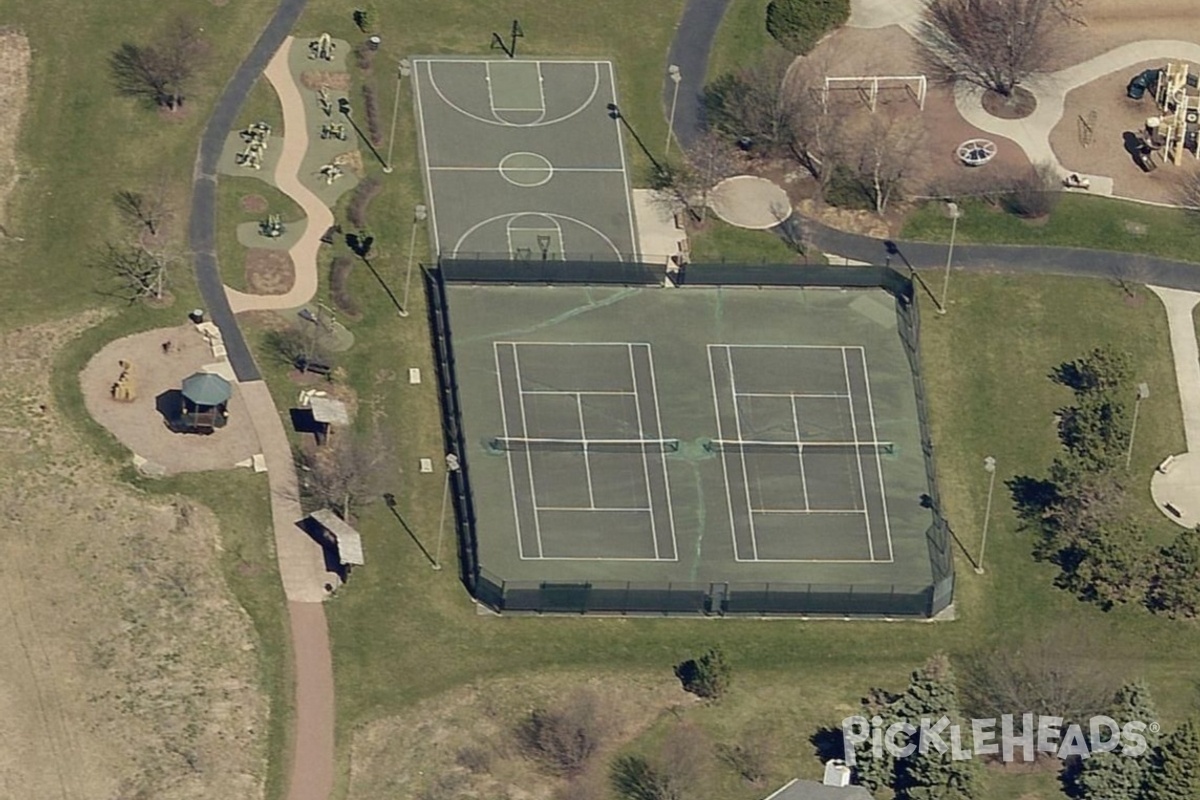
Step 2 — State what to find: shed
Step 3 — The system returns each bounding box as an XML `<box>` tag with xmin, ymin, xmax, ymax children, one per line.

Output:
<box><xmin>309</xmin><ymin>508</ymin><xmax>365</xmax><ymax>569</ymax></box>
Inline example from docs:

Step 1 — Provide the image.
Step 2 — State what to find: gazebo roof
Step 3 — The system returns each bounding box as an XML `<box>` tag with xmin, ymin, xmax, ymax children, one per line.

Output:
<box><xmin>181</xmin><ymin>371</ymin><xmax>232</xmax><ymax>406</ymax></box>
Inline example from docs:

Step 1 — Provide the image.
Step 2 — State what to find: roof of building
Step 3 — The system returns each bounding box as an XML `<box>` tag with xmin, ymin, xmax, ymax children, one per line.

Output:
<box><xmin>308</xmin><ymin>395</ymin><xmax>350</xmax><ymax>426</ymax></box>
<box><xmin>763</xmin><ymin>779</ymin><xmax>874</xmax><ymax>800</ymax></box>
<box><xmin>310</xmin><ymin>508</ymin><xmax>365</xmax><ymax>566</ymax></box>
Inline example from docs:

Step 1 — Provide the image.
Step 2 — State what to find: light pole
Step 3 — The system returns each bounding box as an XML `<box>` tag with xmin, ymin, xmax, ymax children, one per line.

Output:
<box><xmin>665</xmin><ymin>64</ymin><xmax>682</xmax><ymax>157</ymax></box>
<box><xmin>383</xmin><ymin>59</ymin><xmax>411</xmax><ymax>174</ymax></box>
<box><xmin>433</xmin><ymin>453</ymin><xmax>460</xmax><ymax>570</ymax></box>
<box><xmin>976</xmin><ymin>456</ymin><xmax>997</xmax><ymax>574</ymax></box>
<box><xmin>1126</xmin><ymin>382</ymin><xmax>1151</xmax><ymax>469</ymax></box>
<box><xmin>398</xmin><ymin>204</ymin><xmax>427</xmax><ymax>317</ymax></box>
<box><xmin>939</xmin><ymin>201</ymin><xmax>961</xmax><ymax>315</ymax></box>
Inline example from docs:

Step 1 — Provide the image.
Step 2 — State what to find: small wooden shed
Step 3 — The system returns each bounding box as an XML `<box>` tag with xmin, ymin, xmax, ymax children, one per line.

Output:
<box><xmin>309</xmin><ymin>508</ymin><xmax>365</xmax><ymax>573</ymax></box>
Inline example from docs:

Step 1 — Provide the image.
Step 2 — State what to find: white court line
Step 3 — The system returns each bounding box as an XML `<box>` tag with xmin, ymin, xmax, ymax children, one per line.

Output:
<box><xmin>707</xmin><ymin>346</ymin><xmax>742</xmax><ymax>561</ymax></box>
<box><xmin>506</xmin><ymin>217</ymin><xmax>563</xmax><ymax>260</ymax></box>
<box><xmin>645</xmin><ymin>344</ymin><xmax>678</xmax><ymax>561</ymax></box>
<box><xmin>412</xmin><ymin>61</ymin><xmax>441</xmax><ymax>258</ymax></box>
<box><xmin>520</xmin><ymin>389</ymin><xmax>636</xmax><ymax>396</ymax></box>
<box><xmin>418</xmin><ymin>58</ymin><xmax>603</xmax><ymax>129</ymax></box>
<box><xmin>735</xmin><ymin>392</ymin><xmax>850</xmax><ymax>399</ymax></box>
<box><xmin>452</xmin><ymin>211</ymin><xmax>622</xmax><ymax>261</ymax></box>
<box><xmin>419</xmin><ymin>58</ymin><xmax>613</xmax><ymax>65</ymax></box>
<box><xmin>575</xmin><ymin>392</ymin><xmax>596</xmax><ymax>509</ymax></box>
<box><xmin>512</xmin><ymin>345</ymin><xmax>545</xmax><ymax>558</ymax></box>
<box><xmin>606</xmin><ymin>61</ymin><xmax>640</xmax><ymax>261</ymax></box>
<box><xmin>841</xmin><ymin>347</ymin><xmax>875</xmax><ymax>561</ymax></box>
<box><xmin>726</xmin><ymin>346</ymin><xmax>760</xmax><ymax>560</ymax></box>
<box><xmin>718</xmin><ymin>344</ymin><xmax>849</xmax><ymax>350</ymax></box>
<box><xmin>483</xmin><ymin>61</ymin><xmax>547</xmax><ymax>113</ymax></box>
<box><xmin>752</xmin><ymin>508</ymin><xmax>866</xmax><ymax>514</ymax></box>
<box><xmin>627</xmin><ymin>343</ymin><xmax>660</xmax><ymax>560</ymax></box>
<box><xmin>494</xmin><ymin>343</ymin><xmax>525</xmax><ymax>559</ymax></box>
<box><xmin>790</xmin><ymin>395</ymin><xmax>810</xmax><ymax>511</ymax></box>
<box><xmin>538</xmin><ymin>506</ymin><xmax>652</xmax><ymax>512</ymax></box>
<box><xmin>498</xmin><ymin>340</ymin><xmax>643</xmax><ymax>347</ymax></box>
<box><xmin>857</xmin><ymin>346</ymin><xmax>894</xmax><ymax>562</ymax></box>
<box><xmin>428</xmin><ymin>166</ymin><xmax>627</xmax><ymax>173</ymax></box>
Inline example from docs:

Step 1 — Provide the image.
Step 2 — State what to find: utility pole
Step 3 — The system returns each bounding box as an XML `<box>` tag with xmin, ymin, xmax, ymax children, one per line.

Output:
<box><xmin>1126</xmin><ymin>382</ymin><xmax>1151</xmax><ymax>469</ymax></box>
<box><xmin>434</xmin><ymin>453</ymin><xmax>461</xmax><ymax>570</ymax></box>
<box><xmin>976</xmin><ymin>456</ymin><xmax>996</xmax><ymax>574</ymax></box>
<box><xmin>939</xmin><ymin>201</ymin><xmax>961</xmax><ymax>315</ymax></box>
<box><xmin>398</xmin><ymin>204</ymin><xmax>427</xmax><ymax>317</ymax></box>
<box><xmin>665</xmin><ymin>64</ymin><xmax>682</xmax><ymax>157</ymax></box>
<box><xmin>383</xmin><ymin>59</ymin><xmax>411</xmax><ymax>174</ymax></box>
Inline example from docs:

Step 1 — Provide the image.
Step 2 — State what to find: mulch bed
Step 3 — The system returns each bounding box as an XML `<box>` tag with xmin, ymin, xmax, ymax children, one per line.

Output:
<box><xmin>244</xmin><ymin>249</ymin><xmax>295</xmax><ymax>295</ymax></box>
<box><xmin>240</xmin><ymin>194</ymin><xmax>268</xmax><ymax>213</ymax></box>
<box><xmin>982</xmin><ymin>86</ymin><xmax>1037</xmax><ymax>119</ymax></box>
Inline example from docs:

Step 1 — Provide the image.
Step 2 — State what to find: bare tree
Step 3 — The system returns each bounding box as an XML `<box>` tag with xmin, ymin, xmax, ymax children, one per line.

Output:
<box><xmin>110</xmin><ymin>18</ymin><xmax>208</xmax><ymax>110</ymax></box>
<box><xmin>919</xmin><ymin>0</ymin><xmax>1072</xmax><ymax>97</ymax></box>
<box><xmin>652</xmin><ymin>130</ymin><xmax>741</xmax><ymax>221</ymax></box>
<box><xmin>658</xmin><ymin>721</ymin><xmax>712</xmax><ymax>799</ymax></box>
<box><xmin>113</xmin><ymin>182</ymin><xmax>172</xmax><ymax>239</ymax></box>
<box><xmin>703</xmin><ymin>49</ymin><xmax>800</xmax><ymax>158</ymax></box>
<box><xmin>848</xmin><ymin>111</ymin><xmax>921</xmax><ymax>214</ymax></box>
<box><xmin>296</xmin><ymin>430</ymin><xmax>391</xmax><ymax>522</ymax></box>
<box><xmin>517</xmin><ymin>688</ymin><xmax>613</xmax><ymax>776</ymax></box>
<box><xmin>95</xmin><ymin>241</ymin><xmax>173</xmax><ymax>302</ymax></box>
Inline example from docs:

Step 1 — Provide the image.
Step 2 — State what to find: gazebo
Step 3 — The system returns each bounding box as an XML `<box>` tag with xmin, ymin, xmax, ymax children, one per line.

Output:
<box><xmin>178</xmin><ymin>371</ymin><xmax>232</xmax><ymax>432</ymax></box>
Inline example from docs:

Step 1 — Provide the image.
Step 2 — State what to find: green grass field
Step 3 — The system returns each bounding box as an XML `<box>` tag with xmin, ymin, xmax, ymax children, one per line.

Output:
<box><xmin>903</xmin><ymin>194</ymin><xmax>1200</xmax><ymax>263</ymax></box>
<box><xmin>12</xmin><ymin>0</ymin><xmax>1200</xmax><ymax>797</ymax></box>
<box><xmin>706</xmin><ymin>0</ymin><xmax>776</xmax><ymax>81</ymax></box>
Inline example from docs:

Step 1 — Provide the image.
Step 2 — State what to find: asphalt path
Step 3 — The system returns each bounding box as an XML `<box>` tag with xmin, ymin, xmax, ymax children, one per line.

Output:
<box><xmin>663</xmin><ymin>0</ymin><xmax>730</xmax><ymax>149</ymax></box>
<box><xmin>188</xmin><ymin>0</ymin><xmax>310</xmax><ymax>382</ymax></box>
<box><xmin>662</xmin><ymin>3</ymin><xmax>1200</xmax><ymax>290</ymax></box>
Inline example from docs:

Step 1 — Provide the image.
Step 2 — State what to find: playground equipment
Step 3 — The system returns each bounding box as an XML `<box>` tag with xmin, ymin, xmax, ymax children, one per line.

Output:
<box><xmin>309</xmin><ymin>33</ymin><xmax>335</xmax><ymax>61</ymax></box>
<box><xmin>260</xmin><ymin>214</ymin><xmax>284</xmax><ymax>238</ymax></box>
<box><xmin>1077</xmin><ymin>110</ymin><xmax>1098</xmax><ymax>148</ymax></box>
<box><xmin>956</xmin><ymin>138</ymin><xmax>997</xmax><ymax>167</ymax></box>
<box><xmin>1151</xmin><ymin>62</ymin><xmax>1200</xmax><ymax>165</ymax></box>
<box><xmin>822</xmin><ymin>74</ymin><xmax>927</xmax><ymax>112</ymax></box>
<box><xmin>321</xmin><ymin>122</ymin><xmax>348</xmax><ymax>141</ymax></box>
<box><xmin>236</xmin><ymin>122</ymin><xmax>271</xmax><ymax>170</ymax></box>
<box><xmin>317</xmin><ymin>86</ymin><xmax>333</xmax><ymax>117</ymax></box>
<box><xmin>111</xmin><ymin>360</ymin><xmax>136</xmax><ymax>402</ymax></box>
<box><xmin>318</xmin><ymin>163</ymin><xmax>344</xmax><ymax>185</ymax></box>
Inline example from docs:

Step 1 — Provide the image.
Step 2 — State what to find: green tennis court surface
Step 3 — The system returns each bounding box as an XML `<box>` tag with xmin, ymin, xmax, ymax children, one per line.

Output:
<box><xmin>412</xmin><ymin>58</ymin><xmax>638</xmax><ymax>261</ymax></box>
<box><xmin>436</xmin><ymin>271</ymin><xmax>950</xmax><ymax>616</ymax></box>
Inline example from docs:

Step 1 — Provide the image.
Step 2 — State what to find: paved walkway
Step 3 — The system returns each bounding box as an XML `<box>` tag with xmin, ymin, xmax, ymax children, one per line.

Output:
<box><xmin>847</xmin><ymin>0</ymin><xmax>925</xmax><ymax>32</ymax></box>
<box><xmin>662</xmin><ymin>0</ymin><xmax>730</xmax><ymax>149</ymax></box>
<box><xmin>227</xmin><ymin>37</ymin><xmax>331</xmax><ymax>314</ymax></box>
<box><xmin>1148</xmin><ymin>286</ymin><xmax>1200</xmax><ymax>528</ymax></box>
<box><xmin>709</xmin><ymin>175</ymin><xmax>793</xmax><ymax>229</ymax></box>
<box><xmin>955</xmin><ymin>40</ymin><xmax>1200</xmax><ymax>191</ymax></box>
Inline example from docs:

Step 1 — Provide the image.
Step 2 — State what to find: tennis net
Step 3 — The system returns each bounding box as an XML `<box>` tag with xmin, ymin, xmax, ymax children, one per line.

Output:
<box><xmin>704</xmin><ymin>439</ymin><xmax>894</xmax><ymax>456</ymax></box>
<box><xmin>490</xmin><ymin>437</ymin><xmax>681</xmax><ymax>454</ymax></box>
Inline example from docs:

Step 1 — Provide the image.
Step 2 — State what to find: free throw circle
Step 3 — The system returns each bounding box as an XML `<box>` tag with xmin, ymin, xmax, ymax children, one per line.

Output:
<box><xmin>499</xmin><ymin>152</ymin><xmax>554</xmax><ymax>187</ymax></box>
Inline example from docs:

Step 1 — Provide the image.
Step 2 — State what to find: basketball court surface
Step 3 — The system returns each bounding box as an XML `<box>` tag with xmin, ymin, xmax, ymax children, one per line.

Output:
<box><xmin>412</xmin><ymin>57</ymin><xmax>638</xmax><ymax>261</ymax></box>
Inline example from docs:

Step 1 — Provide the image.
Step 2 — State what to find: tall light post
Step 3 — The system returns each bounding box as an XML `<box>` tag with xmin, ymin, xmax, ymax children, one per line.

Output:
<box><xmin>939</xmin><ymin>201</ymin><xmax>961</xmax><ymax>316</ymax></box>
<box><xmin>1126</xmin><ymin>382</ymin><xmax>1151</xmax><ymax>469</ymax></box>
<box><xmin>383</xmin><ymin>59</ymin><xmax>411</xmax><ymax>174</ymax></box>
<box><xmin>665</xmin><ymin>64</ymin><xmax>682</xmax><ymax>157</ymax></box>
<box><xmin>433</xmin><ymin>453</ymin><xmax>461</xmax><ymax>571</ymax></box>
<box><xmin>398</xmin><ymin>203</ymin><xmax>427</xmax><ymax>318</ymax></box>
<box><xmin>976</xmin><ymin>456</ymin><xmax>997</xmax><ymax>574</ymax></box>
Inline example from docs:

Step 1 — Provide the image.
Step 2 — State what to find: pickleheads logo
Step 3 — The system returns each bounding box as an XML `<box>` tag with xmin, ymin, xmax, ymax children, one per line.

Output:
<box><xmin>841</xmin><ymin>714</ymin><xmax>1160</xmax><ymax>763</ymax></box>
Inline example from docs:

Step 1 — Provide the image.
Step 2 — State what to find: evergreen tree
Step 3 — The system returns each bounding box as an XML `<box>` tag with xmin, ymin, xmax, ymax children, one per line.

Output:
<box><xmin>893</xmin><ymin>655</ymin><xmax>978</xmax><ymax>800</ymax></box>
<box><xmin>1056</xmin><ymin>518</ymin><xmax>1149</xmax><ymax>610</ymax></box>
<box><xmin>1146</xmin><ymin>719</ymin><xmax>1200</xmax><ymax>800</ymax></box>
<box><xmin>1074</xmin><ymin>681</ymin><xmax>1160</xmax><ymax>800</ymax></box>
<box><xmin>850</xmin><ymin>687</ymin><xmax>900</xmax><ymax>792</ymax></box>
<box><xmin>1146</xmin><ymin>528</ymin><xmax>1200</xmax><ymax>619</ymax></box>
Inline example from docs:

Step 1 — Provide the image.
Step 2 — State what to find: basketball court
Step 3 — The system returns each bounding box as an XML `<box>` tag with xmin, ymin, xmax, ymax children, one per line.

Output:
<box><xmin>412</xmin><ymin>57</ymin><xmax>639</xmax><ymax>261</ymax></box>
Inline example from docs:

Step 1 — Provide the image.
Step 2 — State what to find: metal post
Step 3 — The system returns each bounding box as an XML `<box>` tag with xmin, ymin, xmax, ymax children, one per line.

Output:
<box><xmin>939</xmin><ymin>201</ymin><xmax>960</xmax><ymax>315</ymax></box>
<box><xmin>1126</xmin><ymin>382</ymin><xmax>1151</xmax><ymax>469</ymax></box>
<box><xmin>399</xmin><ymin>204</ymin><xmax>427</xmax><ymax>318</ymax></box>
<box><xmin>434</xmin><ymin>453</ymin><xmax>460</xmax><ymax>570</ymax></box>
<box><xmin>665</xmin><ymin>65</ymin><xmax>682</xmax><ymax>157</ymax></box>
<box><xmin>383</xmin><ymin>59</ymin><xmax>411</xmax><ymax>175</ymax></box>
<box><xmin>976</xmin><ymin>456</ymin><xmax>996</xmax><ymax>574</ymax></box>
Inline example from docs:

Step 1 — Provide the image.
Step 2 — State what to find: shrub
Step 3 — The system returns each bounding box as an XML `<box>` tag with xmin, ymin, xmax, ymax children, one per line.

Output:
<box><xmin>455</xmin><ymin>744</ymin><xmax>492</xmax><ymax>774</ymax></box>
<box><xmin>361</xmin><ymin>83</ymin><xmax>383</xmax><ymax>147</ymax></box>
<box><xmin>1001</xmin><ymin>161</ymin><xmax>1061</xmax><ymax>219</ymax></box>
<box><xmin>517</xmin><ymin>688</ymin><xmax>612</xmax><ymax>775</ymax></box>
<box><xmin>823</xmin><ymin>164</ymin><xmax>873</xmax><ymax>211</ymax></box>
<box><xmin>352</xmin><ymin>41</ymin><xmax>375</xmax><ymax>72</ymax></box>
<box><xmin>329</xmin><ymin>256</ymin><xmax>359</xmax><ymax>317</ymax></box>
<box><xmin>766</xmin><ymin>0</ymin><xmax>851</xmax><ymax>55</ymax></box>
<box><xmin>675</xmin><ymin>647</ymin><xmax>732</xmax><ymax>700</ymax></box>
<box><xmin>346</xmin><ymin>176</ymin><xmax>382</xmax><ymax>229</ymax></box>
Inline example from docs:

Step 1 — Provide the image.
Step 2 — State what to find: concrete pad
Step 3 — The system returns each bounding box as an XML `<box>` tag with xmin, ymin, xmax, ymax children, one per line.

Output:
<box><xmin>849</xmin><ymin>0</ymin><xmax>925</xmax><ymax>32</ymax></box>
<box><xmin>1149</xmin><ymin>285</ymin><xmax>1200</xmax><ymax>450</ymax></box>
<box><xmin>709</xmin><ymin>175</ymin><xmax>792</xmax><ymax>230</ymax></box>
<box><xmin>631</xmin><ymin>189</ymin><xmax>688</xmax><ymax>264</ymax></box>
<box><xmin>1150</xmin><ymin>451</ymin><xmax>1200</xmax><ymax>529</ymax></box>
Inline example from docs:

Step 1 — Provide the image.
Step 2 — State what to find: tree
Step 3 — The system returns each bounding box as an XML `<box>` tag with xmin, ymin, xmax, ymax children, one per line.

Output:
<box><xmin>652</xmin><ymin>130</ymin><xmax>740</xmax><ymax>221</ymax></box>
<box><xmin>611</xmin><ymin>754</ymin><xmax>669</xmax><ymax>800</ymax></box>
<box><xmin>95</xmin><ymin>241</ymin><xmax>173</xmax><ymax>302</ymax></box>
<box><xmin>675</xmin><ymin>647</ymin><xmax>732</xmax><ymax>700</ymax></box>
<box><xmin>1146</xmin><ymin>719</ymin><xmax>1200</xmax><ymax>800</ymax></box>
<box><xmin>848</xmin><ymin>110</ymin><xmax>921</xmax><ymax>214</ymax></box>
<box><xmin>109</xmin><ymin>18</ymin><xmax>207</xmax><ymax>110</ymax></box>
<box><xmin>1146</xmin><ymin>528</ymin><xmax>1200</xmax><ymax>618</ymax></box>
<box><xmin>1072</xmin><ymin>681</ymin><xmax>1159</xmax><ymax>800</ymax></box>
<box><xmin>919</xmin><ymin>0</ymin><xmax>1069</xmax><ymax>97</ymax></box>
<box><xmin>113</xmin><ymin>185</ymin><xmax>172</xmax><ymax>239</ymax></box>
<box><xmin>766</xmin><ymin>0</ymin><xmax>851</xmax><ymax>55</ymax></box>
<box><xmin>295</xmin><ymin>430</ymin><xmax>391</xmax><ymax>522</ymax></box>
<box><xmin>786</xmin><ymin>50</ymin><xmax>854</xmax><ymax>190</ymax></box>
<box><xmin>1054</xmin><ymin>517</ymin><xmax>1149</xmax><ymax>610</ymax></box>
<box><xmin>703</xmin><ymin>50</ymin><xmax>800</xmax><ymax>158</ymax></box>
<box><xmin>518</xmin><ymin>688</ymin><xmax>613</xmax><ymax>776</ymax></box>
<box><xmin>891</xmin><ymin>654</ymin><xmax>978</xmax><ymax>800</ymax></box>
<box><xmin>1002</xmin><ymin>161</ymin><xmax>1062</xmax><ymax>219</ymax></box>
<box><xmin>657</xmin><ymin>721</ymin><xmax>713</xmax><ymax>799</ymax></box>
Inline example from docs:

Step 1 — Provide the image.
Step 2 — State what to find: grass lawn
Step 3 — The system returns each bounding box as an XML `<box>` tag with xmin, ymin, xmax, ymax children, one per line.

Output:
<box><xmin>706</xmin><ymin>0</ymin><xmax>776</xmax><ymax>81</ymax></box>
<box><xmin>902</xmin><ymin>194</ymin><xmax>1200</xmax><ymax>264</ymax></box>
<box><xmin>688</xmin><ymin>216</ymin><xmax>808</xmax><ymax>262</ymax></box>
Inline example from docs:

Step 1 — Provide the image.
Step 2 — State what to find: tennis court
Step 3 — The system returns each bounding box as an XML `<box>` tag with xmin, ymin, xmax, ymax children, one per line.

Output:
<box><xmin>432</xmin><ymin>265</ymin><xmax>952</xmax><ymax>616</ymax></box>
<box><xmin>412</xmin><ymin>57</ymin><xmax>638</xmax><ymax>260</ymax></box>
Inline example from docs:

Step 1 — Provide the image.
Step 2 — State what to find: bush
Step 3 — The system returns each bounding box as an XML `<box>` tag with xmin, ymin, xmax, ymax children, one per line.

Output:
<box><xmin>518</xmin><ymin>688</ymin><xmax>612</xmax><ymax>775</ymax></box>
<box><xmin>823</xmin><ymin>164</ymin><xmax>873</xmax><ymax>211</ymax></box>
<box><xmin>352</xmin><ymin>41</ymin><xmax>375</xmax><ymax>72</ymax></box>
<box><xmin>329</xmin><ymin>256</ymin><xmax>359</xmax><ymax>317</ymax></box>
<box><xmin>766</xmin><ymin>0</ymin><xmax>851</xmax><ymax>55</ymax></box>
<box><xmin>675</xmin><ymin>647</ymin><xmax>732</xmax><ymax>700</ymax></box>
<box><xmin>361</xmin><ymin>83</ymin><xmax>384</xmax><ymax>147</ymax></box>
<box><xmin>346</xmin><ymin>176</ymin><xmax>382</xmax><ymax>229</ymax></box>
<box><xmin>1001</xmin><ymin>162</ymin><xmax>1061</xmax><ymax>219</ymax></box>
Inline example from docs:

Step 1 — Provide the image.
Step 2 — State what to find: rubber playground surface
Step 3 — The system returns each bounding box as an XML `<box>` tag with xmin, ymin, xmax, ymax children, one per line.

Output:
<box><xmin>446</xmin><ymin>282</ymin><xmax>936</xmax><ymax>590</ymax></box>
<box><xmin>412</xmin><ymin>57</ymin><xmax>638</xmax><ymax>260</ymax></box>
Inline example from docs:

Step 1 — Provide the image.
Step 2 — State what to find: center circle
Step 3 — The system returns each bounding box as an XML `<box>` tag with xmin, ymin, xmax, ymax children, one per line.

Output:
<box><xmin>498</xmin><ymin>151</ymin><xmax>554</xmax><ymax>187</ymax></box>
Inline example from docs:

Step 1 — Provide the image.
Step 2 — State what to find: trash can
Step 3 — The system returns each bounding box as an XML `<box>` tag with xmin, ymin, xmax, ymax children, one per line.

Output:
<box><xmin>190</xmin><ymin>309</ymin><xmax>205</xmax><ymax>324</ymax></box>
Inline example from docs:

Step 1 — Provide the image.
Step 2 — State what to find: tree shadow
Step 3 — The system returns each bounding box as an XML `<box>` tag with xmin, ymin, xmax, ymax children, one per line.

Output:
<box><xmin>295</xmin><ymin>515</ymin><xmax>346</xmax><ymax>579</ymax></box>
<box><xmin>809</xmin><ymin>726</ymin><xmax>846</xmax><ymax>762</ymax></box>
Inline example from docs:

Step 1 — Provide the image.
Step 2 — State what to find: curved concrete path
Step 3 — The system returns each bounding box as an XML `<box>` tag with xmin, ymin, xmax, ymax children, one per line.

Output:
<box><xmin>186</xmin><ymin>7</ymin><xmax>335</xmax><ymax>800</ymax></box>
<box><xmin>956</xmin><ymin>40</ymin><xmax>1200</xmax><ymax>193</ymax></box>
<box><xmin>227</xmin><ymin>36</ymin><xmax>332</xmax><ymax>314</ymax></box>
<box><xmin>1148</xmin><ymin>286</ymin><xmax>1200</xmax><ymax>528</ymax></box>
<box><xmin>663</xmin><ymin>0</ymin><xmax>731</xmax><ymax>150</ymax></box>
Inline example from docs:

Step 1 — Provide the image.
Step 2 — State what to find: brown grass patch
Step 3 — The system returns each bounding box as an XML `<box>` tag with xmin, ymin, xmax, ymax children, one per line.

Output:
<box><xmin>300</xmin><ymin>70</ymin><xmax>352</xmax><ymax>92</ymax></box>
<box><xmin>244</xmin><ymin>248</ymin><xmax>295</xmax><ymax>294</ymax></box>
<box><xmin>334</xmin><ymin>149</ymin><xmax>365</xmax><ymax>177</ymax></box>
<box><xmin>0</xmin><ymin>32</ymin><xmax>30</xmax><ymax>229</ymax></box>
<box><xmin>329</xmin><ymin>255</ymin><xmax>360</xmax><ymax>317</ymax></box>
<box><xmin>240</xmin><ymin>193</ymin><xmax>268</xmax><ymax>213</ymax></box>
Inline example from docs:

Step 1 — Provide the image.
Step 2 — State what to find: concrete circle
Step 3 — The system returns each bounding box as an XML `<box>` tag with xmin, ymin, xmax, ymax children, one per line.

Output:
<box><xmin>708</xmin><ymin>175</ymin><xmax>792</xmax><ymax>230</ymax></box>
<box><xmin>1149</xmin><ymin>450</ymin><xmax>1200</xmax><ymax>528</ymax></box>
<box><xmin>499</xmin><ymin>151</ymin><xmax>554</xmax><ymax>187</ymax></box>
